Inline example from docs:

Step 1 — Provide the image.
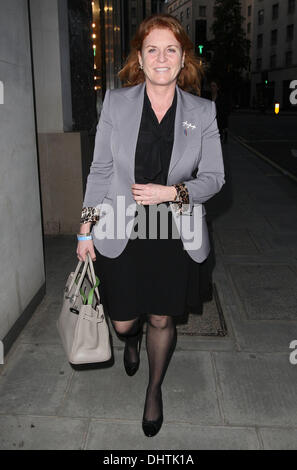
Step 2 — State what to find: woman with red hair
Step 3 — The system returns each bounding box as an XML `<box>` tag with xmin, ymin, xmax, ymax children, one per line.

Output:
<box><xmin>77</xmin><ymin>14</ymin><xmax>224</xmax><ymax>437</ymax></box>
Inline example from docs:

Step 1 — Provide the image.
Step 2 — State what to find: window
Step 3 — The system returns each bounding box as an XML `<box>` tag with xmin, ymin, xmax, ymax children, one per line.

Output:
<box><xmin>195</xmin><ymin>19</ymin><xmax>207</xmax><ymax>43</ymax></box>
<box><xmin>256</xmin><ymin>57</ymin><xmax>262</xmax><ymax>71</ymax></box>
<box><xmin>186</xmin><ymin>24</ymin><xmax>190</xmax><ymax>34</ymax></box>
<box><xmin>258</xmin><ymin>9</ymin><xmax>264</xmax><ymax>25</ymax></box>
<box><xmin>287</xmin><ymin>24</ymin><xmax>294</xmax><ymax>41</ymax></box>
<box><xmin>247</xmin><ymin>22</ymin><xmax>251</xmax><ymax>34</ymax></box>
<box><xmin>199</xmin><ymin>6</ymin><xmax>206</xmax><ymax>17</ymax></box>
<box><xmin>180</xmin><ymin>11</ymin><xmax>183</xmax><ymax>23</ymax></box>
<box><xmin>271</xmin><ymin>29</ymin><xmax>278</xmax><ymax>45</ymax></box>
<box><xmin>285</xmin><ymin>50</ymin><xmax>292</xmax><ymax>66</ymax></box>
<box><xmin>248</xmin><ymin>5</ymin><xmax>252</xmax><ymax>16</ymax></box>
<box><xmin>288</xmin><ymin>0</ymin><xmax>295</xmax><ymax>14</ymax></box>
<box><xmin>186</xmin><ymin>7</ymin><xmax>190</xmax><ymax>18</ymax></box>
<box><xmin>257</xmin><ymin>33</ymin><xmax>263</xmax><ymax>48</ymax></box>
<box><xmin>270</xmin><ymin>54</ymin><xmax>277</xmax><ymax>68</ymax></box>
<box><xmin>272</xmin><ymin>3</ymin><xmax>279</xmax><ymax>20</ymax></box>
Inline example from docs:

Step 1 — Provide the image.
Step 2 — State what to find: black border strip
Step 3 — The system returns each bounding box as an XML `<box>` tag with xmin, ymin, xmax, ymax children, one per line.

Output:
<box><xmin>2</xmin><ymin>283</ymin><xmax>46</xmax><ymax>359</ymax></box>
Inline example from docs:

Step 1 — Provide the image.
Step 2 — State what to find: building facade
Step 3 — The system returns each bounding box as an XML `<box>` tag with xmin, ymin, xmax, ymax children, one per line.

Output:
<box><xmin>165</xmin><ymin>0</ymin><xmax>249</xmax><ymax>103</ymax></box>
<box><xmin>165</xmin><ymin>0</ymin><xmax>216</xmax><ymax>60</ymax></box>
<box><xmin>166</xmin><ymin>0</ymin><xmax>297</xmax><ymax>109</ymax></box>
<box><xmin>248</xmin><ymin>0</ymin><xmax>297</xmax><ymax>109</ymax></box>
<box><xmin>92</xmin><ymin>0</ymin><xmax>166</xmax><ymax>96</ymax></box>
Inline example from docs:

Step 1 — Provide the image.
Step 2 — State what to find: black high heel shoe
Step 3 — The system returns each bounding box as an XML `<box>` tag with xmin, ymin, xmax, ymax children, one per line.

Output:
<box><xmin>123</xmin><ymin>330</ymin><xmax>142</xmax><ymax>376</ymax></box>
<box><xmin>142</xmin><ymin>388</ymin><xmax>163</xmax><ymax>437</ymax></box>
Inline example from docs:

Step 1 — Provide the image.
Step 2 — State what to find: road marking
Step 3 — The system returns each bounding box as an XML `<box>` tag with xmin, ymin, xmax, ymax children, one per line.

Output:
<box><xmin>238</xmin><ymin>137</ymin><xmax>297</xmax><ymax>143</ymax></box>
<box><xmin>0</xmin><ymin>340</ymin><xmax>3</xmax><ymax>364</ymax></box>
<box><xmin>0</xmin><ymin>81</ymin><xmax>3</xmax><ymax>104</ymax></box>
<box><xmin>230</xmin><ymin>132</ymin><xmax>297</xmax><ymax>184</ymax></box>
<box><xmin>238</xmin><ymin>136</ymin><xmax>248</xmax><ymax>143</ymax></box>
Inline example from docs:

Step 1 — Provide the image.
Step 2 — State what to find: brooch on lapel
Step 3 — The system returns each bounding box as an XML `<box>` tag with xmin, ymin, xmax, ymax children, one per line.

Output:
<box><xmin>182</xmin><ymin>121</ymin><xmax>196</xmax><ymax>136</ymax></box>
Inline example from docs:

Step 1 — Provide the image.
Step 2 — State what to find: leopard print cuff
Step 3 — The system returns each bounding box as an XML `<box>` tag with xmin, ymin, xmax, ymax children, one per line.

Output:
<box><xmin>80</xmin><ymin>207</ymin><xmax>100</xmax><ymax>224</ymax></box>
<box><xmin>172</xmin><ymin>183</ymin><xmax>190</xmax><ymax>214</ymax></box>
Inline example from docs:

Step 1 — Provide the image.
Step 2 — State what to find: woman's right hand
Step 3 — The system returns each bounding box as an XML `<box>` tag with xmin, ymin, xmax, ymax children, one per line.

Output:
<box><xmin>76</xmin><ymin>240</ymin><xmax>96</xmax><ymax>262</ymax></box>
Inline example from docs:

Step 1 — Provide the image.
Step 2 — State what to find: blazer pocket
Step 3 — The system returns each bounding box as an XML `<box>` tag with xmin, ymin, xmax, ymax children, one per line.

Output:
<box><xmin>104</xmin><ymin>186</ymin><xmax>115</xmax><ymax>200</ymax></box>
<box><xmin>180</xmin><ymin>204</ymin><xmax>206</xmax><ymax>217</ymax></box>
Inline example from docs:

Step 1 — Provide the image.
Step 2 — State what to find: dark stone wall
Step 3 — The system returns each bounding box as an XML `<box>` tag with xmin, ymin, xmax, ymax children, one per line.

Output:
<box><xmin>68</xmin><ymin>0</ymin><xmax>97</xmax><ymax>131</ymax></box>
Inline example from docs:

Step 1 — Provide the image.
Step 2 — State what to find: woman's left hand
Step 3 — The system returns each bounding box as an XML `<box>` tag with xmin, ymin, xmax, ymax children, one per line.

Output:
<box><xmin>131</xmin><ymin>183</ymin><xmax>176</xmax><ymax>205</ymax></box>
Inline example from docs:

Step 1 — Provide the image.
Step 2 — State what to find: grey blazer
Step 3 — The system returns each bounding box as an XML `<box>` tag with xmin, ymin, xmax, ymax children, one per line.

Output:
<box><xmin>83</xmin><ymin>82</ymin><xmax>225</xmax><ymax>263</ymax></box>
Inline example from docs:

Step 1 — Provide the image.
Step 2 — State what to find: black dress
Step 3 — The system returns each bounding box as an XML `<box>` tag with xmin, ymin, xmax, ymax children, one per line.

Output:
<box><xmin>93</xmin><ymin>87</ymin><xmax>211</xmax><ymax>321</ymax></box>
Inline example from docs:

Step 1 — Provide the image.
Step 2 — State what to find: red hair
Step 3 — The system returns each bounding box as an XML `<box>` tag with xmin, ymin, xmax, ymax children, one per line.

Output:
<box><xmin>118</xmin><ymin>14</ymin><xmax>204</xmax><ymax>95</ymax></box>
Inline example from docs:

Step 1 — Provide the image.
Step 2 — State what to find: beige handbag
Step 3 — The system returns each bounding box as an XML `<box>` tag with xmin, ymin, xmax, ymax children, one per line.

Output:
<box><xmin>56</xmin><ymin>253</ymin><xmax>111</xmax><ymax>365</ymax></box>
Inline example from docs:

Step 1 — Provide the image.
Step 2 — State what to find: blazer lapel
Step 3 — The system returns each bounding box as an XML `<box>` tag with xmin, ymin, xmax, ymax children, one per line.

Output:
<box><xmin>118</xmin><ymin>83</ymin><xmax>146</xmax><ymax>183</ymax></box>
<box><xmin>167</xmin><ymin>85</ymin><xmax>198</xmax><ymax>183</ymax></box>
<box><xmin>117</xmin><ymin>82</ymin><xmax>198</xmax><ymax>184</ymax></box>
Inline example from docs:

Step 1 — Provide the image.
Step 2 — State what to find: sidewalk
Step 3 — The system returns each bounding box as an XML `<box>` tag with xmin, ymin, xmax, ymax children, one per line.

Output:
<box><xmin>1</xmin><ymin>136</ymin><xmax>297</xmax><ymax>450</ymax></box>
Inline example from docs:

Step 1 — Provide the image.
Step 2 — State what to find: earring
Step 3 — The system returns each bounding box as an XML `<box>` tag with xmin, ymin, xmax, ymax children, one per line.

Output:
<box><xmin>182</xmin><ymin>62</ymin><xmax>185</xmax><ymax>68</ymax></box>
<box><xmin>139</xmin><ymin>64</ymin><xmax>143</xmax><ymax>70</ymax></box>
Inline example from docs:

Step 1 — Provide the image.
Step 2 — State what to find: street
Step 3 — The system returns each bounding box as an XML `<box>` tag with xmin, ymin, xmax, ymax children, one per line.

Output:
<box><xmin>229</xmin><ymin>112</ymin><xmax>297</xmax><ymax>178</ymax></box>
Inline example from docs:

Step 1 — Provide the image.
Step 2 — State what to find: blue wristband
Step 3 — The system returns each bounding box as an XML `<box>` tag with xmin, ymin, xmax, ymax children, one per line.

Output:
<box><xmin>77</xmin><ymin>234</ymin><xmax>93</xmax><ymax>241</ymax></box>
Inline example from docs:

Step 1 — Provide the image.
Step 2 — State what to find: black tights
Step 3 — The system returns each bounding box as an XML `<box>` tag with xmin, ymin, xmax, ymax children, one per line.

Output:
<box><xmin>113</xmin><ymin>315</ymin><xmax>177</xmax><ymax>421</ymax></box>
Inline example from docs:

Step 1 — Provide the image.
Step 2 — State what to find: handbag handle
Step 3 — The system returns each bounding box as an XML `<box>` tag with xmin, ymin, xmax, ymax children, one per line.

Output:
<box><xmin>71</xmin><ymin>257</ymin><xmax>90</xmax><ymax>301</ymax></box>
<box><xmin>66</xmin><ymin>254</ymin><xmax>100</xmax><ymax>305</ymax></box>
<box><xmin>86</xmin><ymin>253</ymin><xmax>100</xmax><ymax>303</ymax></box>
<box><xmin>66</xmin><ymin>259</ymin><xmax>83</xmax><ymax>295</ymax></box>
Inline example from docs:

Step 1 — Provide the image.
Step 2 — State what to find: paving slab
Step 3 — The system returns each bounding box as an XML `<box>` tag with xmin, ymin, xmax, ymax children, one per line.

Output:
<box><xmin>264</xmin><ymin>233</ymin><xmax>297</xmax><ymax>256</ymax></box>
<box><xmin>264</xmin><ymin>213</ymin><xmax>297</xmax><ymax>233</ymax></box>
<box><xmin>212</xmin><ymin>259</ymin><xmax>240</xmax><ymax>309</ymax></box>
<box><xmin>248</xmin><ymin>196</ymin><xmax>297</xmax><ymax>216</ymax></box>
<box><xmin>175</xmin><ymin>334</ymin><xmax>234</xmax><ymax>352</ymax></box>
<box><xmin>258</xmin><ymin>427</ymin><xmax>297</xmax><ymax>450</ymax></box>
<box><xmin>213</xmin><ymin>352</ymin><xmax>297</xmax><ymax>426</ymax></box>
<box><xmin>228</xmin><ymin>264</ymin><xmax>297</xmax><ymax>321</ymax></box>
<box><xmin>242</xmin><ymin>177</ymin><xmax>292</xmax><ymax>196</ymax></box>
<box><xmin>227</xmin><ymin>306</ymin><xmax>297</xmax><ymax>352</ymax></box>
<box><xmin>1</xmin><ymin>137</ymin><xmax>297</xmax><ymax>450</ymax></box>
<box><xmin>222</xmin><ymin>253</ymin><xmax>296</xmax><ymax>266</ymax></box>
<box><xmin>213</xmin><ymin>209</ymin><xmax>272</xmax><ymax>231</ymax></box>
<box><xmin>0</xmin><ymin>343</ymin><xmax>73</xmax><ymax>415</ymax></box>
<box><xmin>217</xmin><ymin>229</ymin><xmax>260</xmax><ymax>256</ymax></box>
<box><xmin>58</xmin><ymin>350</ymin><xmax>222</xmax><ymax>426</ymax></box>
<box><xmin>248</xmin><ymin>229</ymin><xmax>297</xmax><ymax>256</ymax></box>
<box><xmin>85</xmin><ymin>420</ymin><xmax>260</xmax><ymax>450</ymax></box>
<box><xmin>18</xmin><ymin>299</ymin><xmax>62</xmax><ymax>345</ymax></box>
<box><xmin>0</xmin><ymin>415</ymin><xmax>88</xmax><ymax>450</ymax></box>
<box><xmin>211</xmin><ymin>231</ymin><xmax>223</xmax><ymax>255</ymax></box>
